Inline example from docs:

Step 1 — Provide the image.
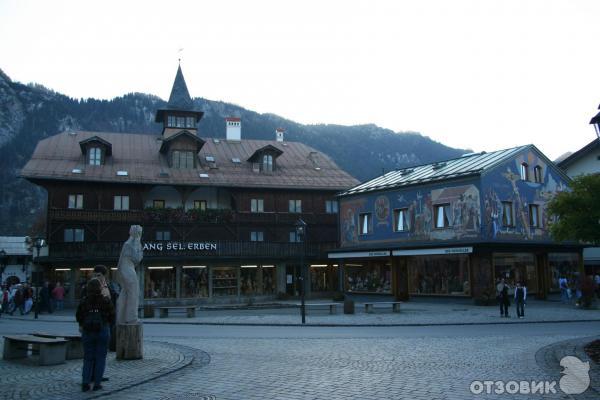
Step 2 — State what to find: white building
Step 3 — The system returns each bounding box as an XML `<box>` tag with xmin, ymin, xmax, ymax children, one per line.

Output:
<box><xmin>0</xmin><ymin>236</ymin><xmax>33</xmax><ymax>284</ymax></box>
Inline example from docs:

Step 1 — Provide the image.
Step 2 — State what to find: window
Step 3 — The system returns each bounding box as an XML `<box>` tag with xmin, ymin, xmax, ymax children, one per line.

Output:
<box><xmin>262</xmin><ymin>154</ymin><xmax>273</xmax><ymax>172</ymax></box>
<box><xmin>289</xmin><ymin>231</ymin><xmax>302</xmax><ymax>243</ymax></box>
<box><xmin>359</xmin><ymin>213</ymin><xmax>371</xmax><ymax>234</ymax></box>
<box><xmin>529</xmin><ymin>204</ymin><xmax>540</xmax><ymax>227</ymax></box>
<box><xmin>64</xmin><ymin>228</ymin><xmax>84</xmax><ymax>242</ymax></box>
<box><xmin>89</xmin><ymin>147</ymin><xmax>101</xmax><ymax>165</ymax></box>
<box><xmin>533</xmin><ymin>166</ymin><xmax>543</xmax><ymax>183</ymax></box>
<box><xmin>289</xmin><ymin>199</ymin><xmax>302</xmax><ymax>213</ymax></box>
<box><xmin>250</xmin><ymin>231</ymin><xmax>264</xmax><ymax>242</ymax></box>
<box><xmin>176</xmin><ymin>117</ymin><xmax>185</xmax><ymax>128</ymax></box>
<box><xmin>185</xmin><ymin>117</ymin><xmax>195</xmax><ymax>128</ymax></box>
<box><xmin>153</xmin><ymin>200</ymin><xmax>165</xmax><ymax>209</ymax></box>
<box><xmin>434</xmin><ymin>204</ymin><xmax>451</xmax><ymax>228</ymax></box>
<box><xmin>193</xmin><ymin>200</ymin><xmax>207</xmax><ymax>211</ymax></box>
<box><xmin>167</xmin><ymin>115</ymin><xmax>175</xmax><ymax>127</ymax></box>
<box><xmin>325</xmin><ymin>200</ymin><xmax>338</xmax><ymax>214</ymax></box>
<box><xmin>68</xmin><ymin>194</ymin><xmax>83</xmax><ymax>209</ymax></box>
<box><xmin>156</xmin><ymin>231</ymin><xmax>171</xmax><ymax>241</ymax></box>
<box><xmin>172</xmin><ymin>150</ymin><xmax>195</xmax><ymax>169</ymax></box>
<box><xmin>251</xmin><ymin>199</ymin><xmax>264</xmax><ymax>213</ymax></box>
<box><xmin>393</xmin><ymin>208</ymin><xmax>410</xmax><ymax>232</ymax></box>
<box><xmin>520</xmin><ymin>163</ymin><xmax>529</xmax><ymax>181</ymax></box>
<box><xmin>114</xmin><ymin>195</ymin><xmax>129</xmax><ymax>211</ymax></box>
<box><xmin>502</xmin><ymin>202</ymin><xmax>513</xmax><ymax>227</ymax></box>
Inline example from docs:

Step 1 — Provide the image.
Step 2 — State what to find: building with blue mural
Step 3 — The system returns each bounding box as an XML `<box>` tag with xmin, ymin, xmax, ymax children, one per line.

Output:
<box><xmin>329</xmin><ymin>145</ymin><xmax>584</xmax><ymax>300</ymax></box>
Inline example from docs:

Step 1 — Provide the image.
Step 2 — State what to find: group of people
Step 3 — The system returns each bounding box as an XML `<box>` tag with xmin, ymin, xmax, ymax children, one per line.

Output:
<box><xmin>496</xmin><ymin>278</ymin><xmax>527</xmax><ymax>318</ymax></box>
<box><xmin>0</xmin><ymin>281</ymin><xmax>66</xmax><ymax>316</ymax></box>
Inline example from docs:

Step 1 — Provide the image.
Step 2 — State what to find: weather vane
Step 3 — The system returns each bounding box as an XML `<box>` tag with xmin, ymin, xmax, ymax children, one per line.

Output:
<box><xmin>178</xmin><ymin>48</ymin><xmax>184</xmax><ymax>64</ymax></box>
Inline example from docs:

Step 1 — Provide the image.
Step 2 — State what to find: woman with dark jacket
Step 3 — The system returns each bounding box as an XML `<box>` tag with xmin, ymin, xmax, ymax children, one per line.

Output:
<box><xmin>76</xmin><ymin>278</ymin><xmax>115</xmax><ymax>392</ymax></box>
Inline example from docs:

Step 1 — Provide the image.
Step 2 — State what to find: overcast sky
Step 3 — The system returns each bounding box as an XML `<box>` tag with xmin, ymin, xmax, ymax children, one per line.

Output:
<box><xmin>1</xmin><ymin>0</ymin><xmax>599</xmax><ymax>160</ymax></box>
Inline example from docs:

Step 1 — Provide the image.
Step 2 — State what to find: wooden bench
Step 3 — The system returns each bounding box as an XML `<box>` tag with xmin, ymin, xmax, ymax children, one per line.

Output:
<box><xmin>31</xmin><ymin>332</ymin><xmax>83</xmax><ymax>360</ymax></box>
<box><xmin>296</xmin><ymin>303</ymin><xmax>338</xmax><ymax>314</ymax></box>
<box><xmin>3</xmin><ymin>334</ymin><xmax>68</xmax><ymax>366</ymax></box>
<box><xmin>157</xmin><ymin>306</ymin><xmax>197</xmax><ymax>318</ymax></box>
<box><xmin>364</xmin><ymin>301</ymin><xmax>402</xmax><ymax>313</ymax></box>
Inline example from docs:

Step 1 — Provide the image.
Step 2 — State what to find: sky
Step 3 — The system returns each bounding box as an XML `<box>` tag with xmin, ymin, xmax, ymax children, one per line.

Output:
<box><xmin>1</xmin><ymin>0</ymin><xmax>599</xmax><ymax>160</ymax></box>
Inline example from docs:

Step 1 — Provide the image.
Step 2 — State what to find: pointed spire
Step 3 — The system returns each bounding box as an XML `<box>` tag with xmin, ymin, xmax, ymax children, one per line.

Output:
<box><xmin>167</xmin><ymin>65</ymin><xmax>194</xmax><ymax>110</ymax></box>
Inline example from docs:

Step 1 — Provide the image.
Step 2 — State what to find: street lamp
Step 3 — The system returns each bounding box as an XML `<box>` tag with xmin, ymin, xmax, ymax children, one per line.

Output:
<box><xmin>32</xmin><ymin>238</ymin><xmax>46</xmax><ymax>319</ymax></box>
<box><xmin>295</xmin><ymin>218</ymin><xmax>307</xmax><ymax>324</ymax></box>
<box><xmin>0</xmin><ymin>249</ymin><xmax>7</xmax><ymax>283</ymax></box>
<box><xmin>589</xmin><ymin>105</ymin><xmax>600</xmax><ymax>142</ymax></box>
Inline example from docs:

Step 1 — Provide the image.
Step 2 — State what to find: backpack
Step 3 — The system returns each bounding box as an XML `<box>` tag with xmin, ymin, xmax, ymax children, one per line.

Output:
<box><xmin>82</xmin><ymin>306</ymin><xmax>104</xmax><ymax>332</ymax></box>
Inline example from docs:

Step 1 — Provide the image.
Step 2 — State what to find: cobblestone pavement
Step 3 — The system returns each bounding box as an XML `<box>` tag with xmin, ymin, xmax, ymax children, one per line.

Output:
<box><xmin>104</xmin><ymin>332</ymin><xmax>598</xmax><ymax>400</ymax></box>
<box><xmin>0</xmin><ymin>341</ymin><xmax>209</xmax><ymax>400</ymax></box>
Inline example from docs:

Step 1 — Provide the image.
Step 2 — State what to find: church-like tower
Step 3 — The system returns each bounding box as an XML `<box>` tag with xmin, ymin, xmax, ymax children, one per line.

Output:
<box><xmin>154</xmin><ymin>65</ymin><xmax>204</xmax><ymax>139</ymax></box>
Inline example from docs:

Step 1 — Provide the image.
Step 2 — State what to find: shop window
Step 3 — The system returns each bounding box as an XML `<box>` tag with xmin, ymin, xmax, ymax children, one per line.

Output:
<box><xmin>310</xmin><ymin>265</ymin><xmax>337</xmax><ymax>292</ymax></box>
<box><xmin>153</xmin><ymin>200</ymin><xmax>165</xmax><ymax>209</ymax></box>
<box><xmin>172</xmin><ymin>150</ymin><xmax>195</xmax><ymax>169</ymax></box>
<box><xmin>212</xmin><ymin>267</ymin><xmax>237</xmax><ymax>297</ymax></box>
<box><xmin>89</xmin><ymin>147</ymin><xmax>102</xmax><ymax>165</ymax></box>
<box><xmin>325</xmin><ymin>200</ymin><xmax>338</xmax><ymax>214</ymax></box>
<box><xmin>262</xmin><ymin>154</ymin><xmax>273</xmax><ymax>172</ymax></box>
<box><xmin>393</xmin><ymin>208</ymin><xmax>409</xmax><ymax>232</ymax></box>
<box><xmin>241</xmin><ymin>266</ymin><xmax>258</xmax><ymax>295</ymax></box>
<box><xmin>262</xmin><ymin>266</ymin><xmax>276</xmax><ymax>295</ymax></box>
<box><xmin>156</xmin><ymin>231</ymin><xmax>171</xmax><ymax>241</ymax></box>
<box><xmin>114</xmin><ymin>195</ymin><xmax>129</xmax><ymax>210</ymax></box>
<box><xmin>533</xmin><ymin>166</ymin><xmax>543</xmax><ymax>183</ymax></box>
<box><xmin>181</xmin><ymin>266</ymin><xmax>208</xmax><ymax>298</ymax></box>
<box><xmin>48</xmin><ymin>268</ymin><xmax>73</xmax><ymax>299</ymax></box>
<box><xmin>359</xmin><ymin>213</ymin><xmax>371</xmax><ymax>235</ymax></box>
<box><xmin>529</xmin><ymin>204</ymin><xmax>540</xmax><ymax>227</ymax></box>
<box><xmin>548</xmin><ymin>253</ymin><xmax>580</xmax><ymax>292</ymax></box>
<box><xmin>501</xmin><ymin>202</ymin><xmax>514</xmax><ymax>227</ymax></box>
<box><xmin>289</xmin><ymin>199</ymin><xmax>302</xmax><ymax>213</ymax></box>
<box><xmin>145</xmin><ymin>267</ymin><xmax>176</xmax><ymax>298</ymax></box>
<box><xmin>434</xmin><ymin>204</ymin><xmax>451</xmax><ymax>229</ymax></box>
<box><xmin>409</xmin><ymin>255</ymin><xmax>470</xmax><ymax>295</ymax></box>
<box><xmin>251</xmin><ymin>199</ymin><xmax>264</xmax><ymax>213</ymax></box>
<box><xmin>194</xmin><ymin>200</ymin><xmax>207</xmax><ymax>211</ymax></box>
<box><xmin>64</xmin><ymin>228</ymin><xmax>84</xmax><ymax>242</ymax></box>
<box><xmin>494</xmin><ymin>253</ymin><xmax>537</xmax><ymax>293</ymax></box>
<box><xmin>345</xmin><ymin>262</ymin><xmax>391</xmax><ymax>293</ymax></box>
<box><xmin>520</xmin><ymin>163</ymin><xmax>529</xmax><ymax>181</ymax></box>
<box><xmin>250</xmin><ymin>231</ymin><xmax>264</xmax><ymax>242</ymax></box>
<box><xmin>68</xmin><ymin>194</ymin><xmax>83</xmax><ymax>209</ymax></box>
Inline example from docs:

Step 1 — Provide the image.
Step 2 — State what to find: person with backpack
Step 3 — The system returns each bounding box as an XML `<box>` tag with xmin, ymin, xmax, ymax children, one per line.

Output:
<box><xmin>514</xmin><ymin>281</ymin><xmax>527</xmax><ymax>318</ymax></box>
<box><xmin>76</xmin><ymin>278</ymin><xmax>115</xmax><ymax>392</ymax></box>
<box><xmin>498</xmin><ymin>280</ymin><xmax>511</xmax><ymax>318</ymax></box>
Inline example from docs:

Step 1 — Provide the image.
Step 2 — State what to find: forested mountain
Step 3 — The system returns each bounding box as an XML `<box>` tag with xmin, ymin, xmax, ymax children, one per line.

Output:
<box><xmin>0</xmin><ymin>68</ymin><xmax>469</xmax><ymax>235</ymax></box>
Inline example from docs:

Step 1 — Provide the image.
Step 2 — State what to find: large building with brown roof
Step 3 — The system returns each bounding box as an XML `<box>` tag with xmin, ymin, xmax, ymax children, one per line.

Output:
<box><xmin>21</xmin><ymin>66</ymin><xmax>358</xmax><ymax>305</ymax></box>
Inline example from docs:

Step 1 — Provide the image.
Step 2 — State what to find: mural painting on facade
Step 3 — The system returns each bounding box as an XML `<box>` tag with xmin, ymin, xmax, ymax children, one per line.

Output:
<box><xmin>374</xmin><ymin>196</ymin><xmax>390</xmax><ymax>226</ymax></box>
<box><xmin>429</xmin><ymin>185</ymin><xmax>480</xmax><ymax>240</ymax></box>
<box><xmin>340</xmin><ymin>198</ymin><xmax>367</xmax><ymax>246</ymax></box>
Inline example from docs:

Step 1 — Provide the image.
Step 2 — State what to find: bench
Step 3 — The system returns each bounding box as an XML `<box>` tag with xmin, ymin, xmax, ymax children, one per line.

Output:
<box><xmin>364</xmin><ymin>301</ymin><xmax>402</xmax><ymax>314</ymax></box>
<box><xmin>31</xmin><ymin>332</ymin><xmax>83</xmax><ymax>360</ymax></box>
<box><xmin>157</xmin><ymin>306</ymin><xmax>197</xmax><ymax>318</ymax></box>
<box><xmin>296</xmin><ymin>303</ymin><xmax>338</xmax><ymax>314</ymax></box>
<box><xmin>3</xmin><ymin>334</ymin><xmax>68</xmax><ymax>366</ymax></box>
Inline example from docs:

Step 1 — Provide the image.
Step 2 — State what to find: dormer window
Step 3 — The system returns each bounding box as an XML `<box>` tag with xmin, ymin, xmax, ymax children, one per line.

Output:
<box><xmin>262</xmin><ymin>154</ymin><xmax>273</xmax><ymax>172</ymax></box>
<box><xmin>172</xmin><ymin>150</ymin><xmax>195</xmax><ymax>169</ymax></box>
<box><xmin>89</xmin><ymin>147</ymin><xmax>102</xmax><ymax>165</ymax></box>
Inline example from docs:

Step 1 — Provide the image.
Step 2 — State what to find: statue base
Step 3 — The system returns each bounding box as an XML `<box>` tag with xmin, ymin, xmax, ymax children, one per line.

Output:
<box><xmin>116</xmin><ymin>322</ymin><xmax>143</xmax><ymax>360</ymax></box>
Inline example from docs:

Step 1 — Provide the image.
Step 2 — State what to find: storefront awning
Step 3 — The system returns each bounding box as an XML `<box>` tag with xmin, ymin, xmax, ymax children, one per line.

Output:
<box><xmin>392</xmin><ymin>247</ymin><xmax>473</xmax><ymax>256</ymax></box>
<box><xmin>328</xmin><ymin>250</ymin><xmax>391</xmax><ymax>259</ymax></box>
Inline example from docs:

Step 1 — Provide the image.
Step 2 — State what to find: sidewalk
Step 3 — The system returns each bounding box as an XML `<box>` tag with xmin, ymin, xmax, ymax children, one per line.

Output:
<box><xmin>3</xmin><ymin>298</ymin><xmax>599</xmax><ymax>326</ymax></box>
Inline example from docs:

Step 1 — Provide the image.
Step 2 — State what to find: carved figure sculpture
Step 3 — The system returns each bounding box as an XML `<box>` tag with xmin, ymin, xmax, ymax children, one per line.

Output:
<box><xmin>116</xmin><ymin>225</ymin><xmax>143</xmax><ymax>324</ymax></box>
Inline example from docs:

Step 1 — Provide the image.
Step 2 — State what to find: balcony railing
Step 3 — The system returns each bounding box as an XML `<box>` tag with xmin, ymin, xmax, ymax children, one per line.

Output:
<box><xmin>48</xmin><ymin>241</ymin><xmax>338</xmax><ymax>260</ymax></box>
<box><xmin>49</xmin><ymin>208</ymin><xmax>337</xmax><ymax>226</ymax></box>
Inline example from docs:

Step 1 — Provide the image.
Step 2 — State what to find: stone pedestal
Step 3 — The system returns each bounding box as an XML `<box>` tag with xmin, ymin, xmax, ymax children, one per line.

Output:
<box><xmin>116</xmin><ymin>323</ymin><xmax>143</xmax><ymax>360</ymax></box>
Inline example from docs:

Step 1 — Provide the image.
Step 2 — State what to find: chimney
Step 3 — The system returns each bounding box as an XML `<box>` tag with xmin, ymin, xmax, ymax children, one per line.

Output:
<box><xmin>275</xmin><ymin>128</ymin><xmax>284</xmax><ymax>142</ymax></box>
<box><xmin>225</xmin><ymin>117</ymin><xmax>241</xmax><ymax>141</ymax></box>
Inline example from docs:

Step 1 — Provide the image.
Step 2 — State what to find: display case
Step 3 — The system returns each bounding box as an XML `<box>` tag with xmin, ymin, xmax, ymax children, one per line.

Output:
<box><xmin>212</xmin><ymin>267</ymin><xmax>238</xmax><ymax>296</ymax></box>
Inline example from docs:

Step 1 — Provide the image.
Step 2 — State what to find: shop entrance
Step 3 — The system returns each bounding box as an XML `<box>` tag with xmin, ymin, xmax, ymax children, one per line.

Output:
<box><xmin>493</xmin><ymin>253</ymin><xmax>537</xmax><ymax>293</ymax></box>
<box><xmin>285</xmin><ymin>264</ymin><xmax>302</xmax><ymax>296</ymax></box>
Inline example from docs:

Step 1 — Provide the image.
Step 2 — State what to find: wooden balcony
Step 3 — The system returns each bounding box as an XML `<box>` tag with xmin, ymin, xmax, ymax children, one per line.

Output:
<box><xmin>47</xmin><ymin>240</ymin><xmax>338</xmax><ymax>261</ymax></box>
<box><xmin>48</xmin><ymin>208</ymin><xmax>337</xmax><ymax>226</ymax></box>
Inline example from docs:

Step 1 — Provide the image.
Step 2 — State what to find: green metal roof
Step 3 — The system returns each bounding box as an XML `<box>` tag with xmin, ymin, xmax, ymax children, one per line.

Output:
<box><xmin>340</xmin><ymin>145</ymin><xmax>531</xmax><ymax>196</ymax></box>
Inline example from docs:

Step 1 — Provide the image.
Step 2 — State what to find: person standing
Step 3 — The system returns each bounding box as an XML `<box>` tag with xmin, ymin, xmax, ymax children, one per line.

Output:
<box><xmin>514</xmin><ymin>281</ymin><xmax>527</xmax><ymax>318</ymax></box>
<box><xmin>559</xmin><ymin>276</ymin><xmax>569</xmax><ymax>303</ymax></box>
<box><xmin>497</xmin><ymin>279</ymin><xmax>511</xmax><ymax>318</ymax></box>
<box><xmin>52</xmin><ymin>282</ymin><xmax>65</xmax><ymax>311</ymax></box>
<box><xmin>76</xmin><ymin>278</ymin><xmax>115</xmax><ymax>392</ymax></box>
<box><xmin>39</xmin><ymin>281</ymin><xmax>53</xmax><ymax>314</ymax></box>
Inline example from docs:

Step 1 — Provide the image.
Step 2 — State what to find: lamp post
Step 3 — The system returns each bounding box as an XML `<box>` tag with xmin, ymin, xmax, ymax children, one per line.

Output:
<box><xmin>32</xmin><ymin>238</ymin><xmax>46</xmax><ymax>319</ymax></box>
<box><xmin>0</xmin><ymin>249</ymin><xmax>7</xmax><ymax>285</ymax></box>
<box><xmin>589</xmin><ymin>105</ymin><xmax>600</xmax><ymax>142</ymax></box>
<box><xmin>295</xmin><ymin>218</ymin><xmax>307</xmax><ymax>324</ymax></box>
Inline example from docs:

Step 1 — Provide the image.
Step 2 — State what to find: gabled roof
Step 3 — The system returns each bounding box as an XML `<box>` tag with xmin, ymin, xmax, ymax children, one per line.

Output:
<box><xmin>21</xmin><ymin>131</ymin><xmax>359</xmax><ymax>191</ymax></box>
<box><xmin>79</xmin><ymin>135</ymin><xmax>112</xmax><ymax>156</ymax></box>
<box><xmin>158</xmin><ymin>130</ymin><xmax>205</xmax><ymax>154</ymax></box>
<box><xmin>340</xmin><ymin>145</ymin><xmax>534</xmax><ymax>196</ymax></box>
<box><xmin>247</xmin><ymin>144</ymin><xmax>284</xmax><ymax>163</ymax></box>
<box><xmin>557</xmin><ymin>138</ymin><xmax>600</xmax><ymax>169</ymax></box>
